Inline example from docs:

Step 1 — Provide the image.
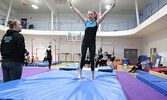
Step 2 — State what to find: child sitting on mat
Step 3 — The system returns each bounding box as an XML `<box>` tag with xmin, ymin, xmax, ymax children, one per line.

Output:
<box><xmin>107</xmin><ymin>59</ymin><xmax>117</xmax><ymax>69</ymax></box>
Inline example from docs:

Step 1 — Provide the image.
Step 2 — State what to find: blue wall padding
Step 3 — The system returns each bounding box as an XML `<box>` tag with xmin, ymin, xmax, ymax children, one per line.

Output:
<box><xmin>122</xmin><ymin>59</ymin><xmax>129</xmax><ymax>65</ymax></box>
<box><xmin>59</xmin><ymin>65</ymin><xmax>79</xmax><ymax>70</ymax></box>
<box><xmin>0</xmin><ymin>70</ymin><xmax>127</xmax><ymax>100</ymax></box>
<box><xmin>153</xmin><ymin>56</ymin><xmax>162</xmax><ymax>67</ymax></box>
<box><xmin>139</xmin><ymin>55</ymin><xmax>147</xmax><ymax>61</ymax></box>
<box><xmin>137</xmin><ymin>74</ymin><xmax>167</xmax><ymax>96</ymax></box>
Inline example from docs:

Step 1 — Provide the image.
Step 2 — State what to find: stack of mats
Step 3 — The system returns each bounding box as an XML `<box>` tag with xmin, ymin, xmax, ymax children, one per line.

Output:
<box><xmin>0</xmin><ymin>70</ymin><xmax>127</xmax><ymax>100</ymax></box>
<box><xmin>146</xmin><ymin>68</ymin><xmax>167</xmax><ymax>74</ymax></box>
<box><xmin>98</xmin><ymin>66</ymin><xmax>113</xmax><ymax>72</ymax></box>
<box><xmin>59</xmin><ymin>65</ymin><xmax>79</xmax><ymax>70</ymax></box>
<box><xmin>136</xmin><ymin>70</ymin><xmax>167</xmax><ymax>96</ymax></box>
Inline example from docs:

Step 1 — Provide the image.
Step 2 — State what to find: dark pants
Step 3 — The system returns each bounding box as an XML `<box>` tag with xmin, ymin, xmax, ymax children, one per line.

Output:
<box><xmin>95</xmin><ymin>59</ymin><xmax>102</xmax><ymax>67</ymax></box>
<box><xmin>1</xmin><ymin>62</ymin><xmax>23</xmax><ymax>83</ymax></box>
<box><xmin>80</xmin><ymin>41</ymin><xmax>95</xmax><ymax>71</ymax></box>
<box><xmin>129</xmin><ymin>65</ymin><xmax>142</xmax><ymax>73</ymax></box>
<box><xmin>100</xmin><ymin>60</ymin><xmax>107</xmax><ymax>66</ymax></box>
<box><xmin>47</xmin><ymin>58</ymin><xmax>52</xmax><ymax>69</ymax></box>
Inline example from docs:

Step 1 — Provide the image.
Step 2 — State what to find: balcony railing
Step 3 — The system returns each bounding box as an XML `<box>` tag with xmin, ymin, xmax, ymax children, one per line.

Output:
<box><xmin>0</xmin><ymin>0</ymin><xmax>166</xmax><ymax>32</ymax></box>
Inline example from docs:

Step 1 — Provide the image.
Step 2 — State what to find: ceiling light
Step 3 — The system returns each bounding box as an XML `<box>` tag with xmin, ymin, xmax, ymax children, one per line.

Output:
<box><xmin>32</xmin><ymin>4</ymin><xmax>38</xmax><ymax>9</ymax></box>
<box><xmin>105</xmin><ymin>5</ymin><xmax>110</xmax><ymax>10</ymax></box>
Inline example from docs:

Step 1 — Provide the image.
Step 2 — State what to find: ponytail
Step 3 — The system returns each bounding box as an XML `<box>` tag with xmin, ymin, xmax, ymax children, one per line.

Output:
<box><xmin>93</xmin><ymin>11</ymin><xmax>99</xmax><ymax>21</ymax></box>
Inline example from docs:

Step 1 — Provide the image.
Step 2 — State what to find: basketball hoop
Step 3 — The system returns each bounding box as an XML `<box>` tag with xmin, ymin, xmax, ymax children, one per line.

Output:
<box><xmin>67</xmin><ymin>32</ymin><xmax>82</xmax><ymax>42</ymax></box>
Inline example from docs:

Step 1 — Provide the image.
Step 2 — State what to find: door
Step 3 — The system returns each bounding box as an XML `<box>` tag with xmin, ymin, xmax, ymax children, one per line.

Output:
<box><xmin>21</xmin><ymin>18</ymin><xmax>27</xmax><ymax>29</ymax></box>
<box><xmin>124</xmin><ymin>49</ymin><xmax>138</xmax><ymax>62</ymax></box>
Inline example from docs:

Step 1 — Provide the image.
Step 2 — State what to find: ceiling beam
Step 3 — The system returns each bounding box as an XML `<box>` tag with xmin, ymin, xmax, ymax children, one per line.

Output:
<box><xmin>43</xmin><ymin>0</ymin><xmax>58</xmax><ymax>16</ymax></box>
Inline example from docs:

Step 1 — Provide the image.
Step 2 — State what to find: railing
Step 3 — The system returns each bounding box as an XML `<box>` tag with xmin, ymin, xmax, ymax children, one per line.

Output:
<box><xmin>0</xmin><ymin>0</ymin><xmax>166</xmax><ymax>31</ymax></box>
<box><xmin>139</xmin><ymin>0</ymin><xmax>167</xmax><ymax>24</ymax></box>
<box><xmin>0</xmin><ymin>15</ymin><xmax>6</xmax><ymax>25</ymax></box>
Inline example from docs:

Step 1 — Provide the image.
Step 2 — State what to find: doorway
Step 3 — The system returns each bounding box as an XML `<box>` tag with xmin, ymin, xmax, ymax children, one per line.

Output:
<box><xmin>124</xmin><ymin>49</ymin><xmax>138</xmax><ymax>62</ymax></box>
<box><xmin>21</xmin><ymin>18</ymin><xmax>27</xmax><ymax>29</ymax></box>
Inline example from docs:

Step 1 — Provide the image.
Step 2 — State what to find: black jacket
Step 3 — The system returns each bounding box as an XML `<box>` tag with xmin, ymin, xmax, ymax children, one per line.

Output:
<box><xmin>1</xmin><ymin>30</ymin><xmax>27</xmax><ymax>63</ymax></box>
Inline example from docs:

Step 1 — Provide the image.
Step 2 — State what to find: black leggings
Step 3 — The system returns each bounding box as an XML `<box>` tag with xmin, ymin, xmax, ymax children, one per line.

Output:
<box><xmin>47</xmin><ymin>58</ymin><xmax>52</xmax><ymax>69</ymax></box>
<box><xmin>80</xmin><ymin>41</ymin><xmax>95</xmax><ymax>71</ymax></box>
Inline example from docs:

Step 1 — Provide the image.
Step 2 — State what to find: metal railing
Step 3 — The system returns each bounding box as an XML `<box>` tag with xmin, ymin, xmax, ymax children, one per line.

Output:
<box><xmin>0</xmin><ymin>0</ymin><xmax>166</xmax><ymax>32</ymax></box>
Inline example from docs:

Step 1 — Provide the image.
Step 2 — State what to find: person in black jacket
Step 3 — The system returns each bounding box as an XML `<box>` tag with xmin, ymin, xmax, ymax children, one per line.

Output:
<box><xmin>46</xmin><ymin>45</ymin><xmax>52</xmax><ymax>71</ymax></box>
<box><xmin>128</xmin><ymin>59</ymin><xmax>142</xmax><ymax>73</ymax></box>
<box><xmin>1</xmin><ymin>20</ymin><xmax>27</xmax><ymax>82</ymax></box>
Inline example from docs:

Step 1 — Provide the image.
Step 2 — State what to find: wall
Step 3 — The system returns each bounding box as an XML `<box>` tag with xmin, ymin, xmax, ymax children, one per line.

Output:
<box><xmin>141</xmin><ymin>28</ymin><xmax>167</xmax><ymax>66</ymax></box>
<box><xmin>17</xmin><ymin>13</ymin><xmax>52</xmax><ymax>30</ymax></box>
<box><xmin>100</xmin><ymin>37</ymin><xmax>141</xmax><ymax>59</ymax></box>
<box><xmin>22</xmin><ymin>34</ymin><xmax>141</xmax><ymax>62</ymax></box>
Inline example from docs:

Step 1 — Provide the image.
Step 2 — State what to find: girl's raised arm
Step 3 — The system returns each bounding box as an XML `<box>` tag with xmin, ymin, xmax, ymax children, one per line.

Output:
<box><xmin>97</xmin><ymin>0</ymin><xmax>116</xmax><ymax>25</ymax></box>
<box><xmin>69</xmin><ymin>0</ymin><xmax>87</xmax><ymax>24</ymax></box>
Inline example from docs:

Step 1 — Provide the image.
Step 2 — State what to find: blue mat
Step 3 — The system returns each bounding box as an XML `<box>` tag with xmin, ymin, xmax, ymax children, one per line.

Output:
<box><xmin>56</xmin><ymin>61</ymin><xmax>62</xmax><ymax>64</ymax></box>
<box><xmin>98</xmin><ymin>66</ymin><xmax>113</xmax><ymax>72</ymax></box>
<box><xmin>0</xmin><ymin>70</ymin><xmax>126</xmax><ymax>100</ymax></box>
<box><xmin>27</xmin><ymin>61</ymin><xmax>60</xmax><ymax>67</ymax></box>
<box><xmin>136</xmin><ymin>70</ymin><xmax>149</xmax><ymax>75</ymax></box>
<box><xmin>59</xmin><ymin>65</ymin><xmax>79</xmax><ymax>70</ymax></box>
<box><xmin>38</xmin><ymin>62</ymin><xmax>48</xmax><ymax>67</ymax></box>
<box><xmin>137</xmin><ymin>74</ymin><xmax>167</xmax><ymax>96</ymax></box>
<box><xmin>26</xmin><ymin>63</ymin><xmax>35</xmax><ymax>66</ymax></box>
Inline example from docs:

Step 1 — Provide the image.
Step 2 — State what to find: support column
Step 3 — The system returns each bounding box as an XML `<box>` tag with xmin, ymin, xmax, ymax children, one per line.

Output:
<box><xmin>56</xmin><ymin>17</ymin><xmax>58</xmax><ymax>31</ymax></box>
<box><xmin>5</xmin><ymin>0</ymin><xmax>13</xmax><ymax>27</ymax></box>
<box><xmin>51</xmin><ymin>11</ymin><xmax>54</xmax><ymax>32</ymax></box>
<box><xmin>135</xmin><ymin>0</ymin><xmax>140</xmax><ymax>26</ymax></box>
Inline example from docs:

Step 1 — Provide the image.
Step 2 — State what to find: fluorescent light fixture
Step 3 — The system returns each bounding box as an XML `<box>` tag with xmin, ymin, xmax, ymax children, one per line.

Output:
<box><xmin>70</xmin><ymin>6</ymin><xmax>72</xmax><ymax>9</ymax></box>
<box><xmin>32</xmin><ymin>4</ymin><xmax>38</xmax><ymax>9</ymax></box>
<box><xmin>105</xmin><ymin>5</ymin><xmax>110</xmax><ymax>9</ymax></box>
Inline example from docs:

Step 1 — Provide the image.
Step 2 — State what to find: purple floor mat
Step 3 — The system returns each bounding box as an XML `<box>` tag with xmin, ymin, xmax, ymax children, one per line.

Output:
<box><xmin>116</xmin><ymin>71</ymin><xmax>167</xmax><ymax>100</ymax></box>
<box><xmin>0</xmin><ymin>67</ymin><xmax>48</xmax><ymax>78</ymax></box>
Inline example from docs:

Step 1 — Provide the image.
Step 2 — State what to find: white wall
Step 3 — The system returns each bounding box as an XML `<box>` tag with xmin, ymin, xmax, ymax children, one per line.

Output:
<box><xmin>100</xmin><ymin>37</ymin><xmax>141</xmax><ymax>59</ymax></box>
<box><xmin>141</xmin><ymin>28</ymin><xmax>167</xmax><ymax>66</ymax></box>
<box><xmin>17</xmin><ymin>13</ymin><xmax>52</xmax><ymax>30</ymax></box>
<box><xmin>23</xmin><ymin>35</ymin><xmax>59</xmax><ymax>62</ymax></box>
<box><xmin>22</xmin><ymin>34</ymin><xmax>141</xmax><ymax>62</ymax></box>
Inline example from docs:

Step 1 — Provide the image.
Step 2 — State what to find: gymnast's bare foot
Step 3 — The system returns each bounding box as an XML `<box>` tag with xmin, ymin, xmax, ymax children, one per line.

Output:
<box><xmin>77</xmin><ymin>69</ymin><xmax>82</xmax><ymax>79</ymax></box>
<box><xmin>91</xmin><ymin>71</ymin><xmax>94</xmax><ymax>80</ymax></box>
<box><xmin>91</xmin><ymin>76</ymin><xmax>94</xmax><ymax>80</ymax></box>
<box><xmin>77</xmin><ymin>75</ymin><xmax>82</xmax><ymax>79</ymax></box>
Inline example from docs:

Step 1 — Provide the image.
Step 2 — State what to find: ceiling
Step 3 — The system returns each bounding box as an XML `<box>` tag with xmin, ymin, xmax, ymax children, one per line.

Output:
<box><xmin>1</xmin><ymin>0</ymin><xmax>152</xmax><ymax>14</ymax></box>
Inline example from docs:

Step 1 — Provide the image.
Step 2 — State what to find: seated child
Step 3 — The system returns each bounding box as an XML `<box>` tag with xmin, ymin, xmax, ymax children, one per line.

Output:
<box><xmin>35</xmin><ymin>57</ymin><xmax>39</xmax><ymax>67</ymax></box>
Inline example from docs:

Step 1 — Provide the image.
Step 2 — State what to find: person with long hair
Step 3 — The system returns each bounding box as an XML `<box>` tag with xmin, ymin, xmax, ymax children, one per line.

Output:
<box><xmin>69</xmin><ymin>0</ymin><xmax>116</xmax><ymax>80</ymax></box>
<box><xmin>1</xmin><ymin>20</ymin><xmax>27</xmax><ymax>82</ymax></box>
